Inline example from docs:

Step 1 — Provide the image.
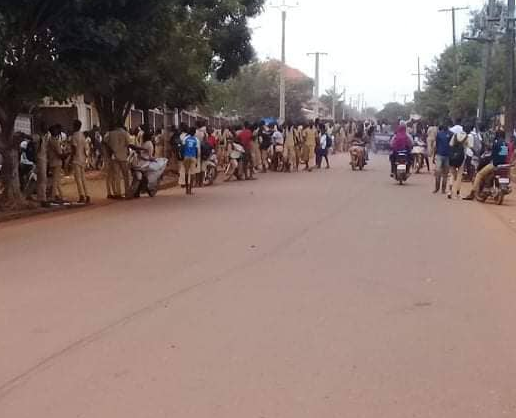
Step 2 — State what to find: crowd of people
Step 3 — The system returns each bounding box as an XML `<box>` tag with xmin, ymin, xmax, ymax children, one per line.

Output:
<box><xmin>16</xmin><ymin>117</ymin><xmax>378</xmax><ymax>206</ymax></box>
<box><xmin>11</xmin><ymin>113</ymin><xmax>516</xmax><ymax>209</ymax></box>
<box><xmin>387</xmin><ymin>118</ymin><xmax>515</xmax><ymax>199</ymax></box>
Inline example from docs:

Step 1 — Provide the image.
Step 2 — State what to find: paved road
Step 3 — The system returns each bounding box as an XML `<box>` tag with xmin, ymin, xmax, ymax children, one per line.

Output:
<box><xmin>1</xmin><ymin>154</ymin><xmax>515</xmax><ymax>418</ymax></box>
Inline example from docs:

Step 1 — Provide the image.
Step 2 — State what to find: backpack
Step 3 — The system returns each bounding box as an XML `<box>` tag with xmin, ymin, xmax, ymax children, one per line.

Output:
<box><xmin>325</xmin><ymin>134</ymin><xmax>333</xmax><ymax>149</ymax></box>
<box><xmin>172</xmin><ymin>134</ymin><xmax>184</xmax><ymax>161</ymax></box>
<box><xmin>449</xmin><ymin>135</ymin><xmax>465</xmax><ymax>167</ymax></box>
<box><xmin>200</xmin><ymin>142</ymin><xmax>213</xmax><ymax>161</ymax></box>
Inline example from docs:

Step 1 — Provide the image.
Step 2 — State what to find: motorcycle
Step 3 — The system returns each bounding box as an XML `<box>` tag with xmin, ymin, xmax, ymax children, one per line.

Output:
<box><xmin>476</xmin><ymin>163</ymin><xmax>513</xmax><ymax>205</ymax></box>
<box><xmin>411</xmin><ymin>138</ymin><xmax>426</xmax><ymax>174</ymax></box>
<box><xmin>394</xmin><ymin>151</ymin><xmax>410</xmax><ymax>185</ymax></box>
<box><xmin>271</xmin><ymin>144</ymin><xmax>284</xmax><ymax>172</ymax></box>
<box><xmin>204</xmin><ymin>150</ymin><xmax>219</xmax><ymax>186</ymax></box>
<box><xmin>349</xmin><ymin>142</ymin><xmax>366</xmax><ymax>171</ymax></box>
<box><xmin>225</xmin><ymin>142</ymin><xmax>245</xmax><ymax>181</ymax></box>
<box><xmin>131</xmin><ymin>157</ymin><xmax>168</xmax><ymax>198</ymax></box>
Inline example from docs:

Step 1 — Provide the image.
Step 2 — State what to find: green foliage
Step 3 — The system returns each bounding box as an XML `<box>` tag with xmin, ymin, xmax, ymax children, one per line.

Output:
<box><xmin>376</xmin><ymin>102</ymin><xmax>413</xmax><ymax>125</ymax></box>
<box><xmin>415</xmin><ymin>3</ymin><xmax>506</xmax><ymax>123</ymax></box>
<box><xmin>204</xmin><ymin>61</ymin><xmax>314</xmax><ymax>122</ymax></box>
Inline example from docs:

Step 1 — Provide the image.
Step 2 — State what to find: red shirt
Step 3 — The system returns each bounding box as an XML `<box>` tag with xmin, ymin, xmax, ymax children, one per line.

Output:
<box><xmin>238</xmin><ymin>129</ymin><xmax>253</xmax><ymax>151</ymax></box>
<box><xmin>207</xmin><ymin>134</ymin><xmax>218</xmax><ymax>148</ymax></box>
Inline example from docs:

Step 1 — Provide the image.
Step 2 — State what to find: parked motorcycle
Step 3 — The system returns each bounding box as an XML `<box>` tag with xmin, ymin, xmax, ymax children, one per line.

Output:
<box><xmin>349</xmin><ymin>142</ymin><xmax>366</xmax><ymax>171</ymax></box>
<box><xmin>225</xmin><ymin>142</ymin><xmax>245</xmax><ymax>181</ymax></box>
<box><xmin>394</xmin><ymin>151</ymin><xmax>410</xmax><ymax>185</ymax></box>
<box><xmin>131</xmin><ymin>157</ymin><xmax>168</xmax><ymax>198</ymax></box>
<box><xmin>204</xmin><ymin>150</ymin><xmax>219</xmax><ymax>186</ymax></box>
<box><xmin>476</xmin><ymin>164</ymin><xmax>513</xmax><ymax>205</ymax></box>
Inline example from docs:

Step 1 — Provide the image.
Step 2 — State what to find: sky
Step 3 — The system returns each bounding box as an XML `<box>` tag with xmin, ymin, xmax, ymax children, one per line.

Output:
<box><xmin>250</xmin><ymin>0</ymin><xmax>486</xmax><ymax>110</ymax></box>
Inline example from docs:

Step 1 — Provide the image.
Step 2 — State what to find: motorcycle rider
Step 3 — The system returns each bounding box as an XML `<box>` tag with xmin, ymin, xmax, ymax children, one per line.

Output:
<box><xmin>389</xmin><ymin>123</ymin><xmax>413</xmax><ymax>177</ymax></box>
<box><xmin>464</xmin><ymin>130</ymin><xmax>508</xmax><ymax>201</ymax></box>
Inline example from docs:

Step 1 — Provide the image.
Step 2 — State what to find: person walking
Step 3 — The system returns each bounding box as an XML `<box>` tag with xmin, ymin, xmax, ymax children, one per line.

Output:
<box><xmin>433</xmin><ymin>124</ymin><xmax>451</xmax><ymax>194</ymax></box>
<box><xmin>47</xmin><ymin>125</ymin><xmax>65</xmax><ymax>203</ymax></box>
<box><xmin>182</xmin><ymin>127</ymin><xmax>199</xmax><ymax>195</ymax></box>
<box><xmin>316</xmin><ymin>125</ymin><xmax>331</xmax><ymax>169</ymax></box>
<box><xmin>71</xmin><ymin>120</ymin><xmax>91</xmax><ymax>204</ymax></box>
<box><xmin>447</xmin><ymin>122</ymin><xmax>469</xmax><ymax>199</ymax></box>
<box><xmin>426</xmin><ymin>122</ymin><xmax>438</xmax><ymax>167</ymax></box>
<box><xmin>107</xmin><ymin>124</ymin><xmax>131</xmax><ymax>199</ymax></box>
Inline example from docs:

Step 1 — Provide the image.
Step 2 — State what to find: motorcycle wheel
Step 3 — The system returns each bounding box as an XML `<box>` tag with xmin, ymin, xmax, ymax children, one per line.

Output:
<box><xmin>495</xmin><ymin>193</ymin><xmax>505</xmax><ymax>205</ymax></box>
<box><xmin>148</xmin><ymin>187</ymin><xmax>158</xmax><ymax>198</ymax></box>
<box><xmin>476</xmin><ymin>192</ymin><xmax>488</xmax><ymax>203</ymax></box>
<box><xmin>204</xmin><ymin>166</ymin><xmax>216</xmax><ymax>186</ymax></box>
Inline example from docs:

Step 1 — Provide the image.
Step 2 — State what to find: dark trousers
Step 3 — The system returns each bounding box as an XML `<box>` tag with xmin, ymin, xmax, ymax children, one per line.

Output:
<box><xmin>316</xmin><ymin>148</ymin><xmax>329</xmax><ymax>167</ymax></box>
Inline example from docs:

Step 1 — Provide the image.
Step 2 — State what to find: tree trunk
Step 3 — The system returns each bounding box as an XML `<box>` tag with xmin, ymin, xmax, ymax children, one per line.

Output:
<box><xmin>94</xmin><ymin>94</ymin><xmax>131</xmax><ymax>132</ymax></box>
<box><xmin>0</xmin><ymin>116</ymin><xmax>23</xmax><ymax>208</ymax></box>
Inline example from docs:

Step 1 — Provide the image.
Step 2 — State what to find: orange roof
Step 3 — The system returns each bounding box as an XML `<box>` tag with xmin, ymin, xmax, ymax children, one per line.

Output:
<box><xmin>263</xmin><ymin>60</ymin><xmax>311</xmax><ymax>81</ymax></box>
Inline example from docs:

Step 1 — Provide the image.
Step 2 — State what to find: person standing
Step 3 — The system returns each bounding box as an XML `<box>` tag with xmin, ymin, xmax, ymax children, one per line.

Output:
<box><xmin>47</xmin><ymin>125</ymin><xmax>65</xmax><ymax>202</ymax></box>
<box><xmin>258</xmin><ymin>123</ymin><xmax>272</xmax><ymax>172</ymax></box>
<box><xmin>432</xmin><ymin>124</ymin><xmax>451</xmax><ymax>194</ymax></box>
<box><xmin>107</xmin><ymin>124</ymin><xmax>131</xmax><ymax>199</ymax></box>
<box><xmin>237</xmin><ymin>121</ymin><xmax>255</xmax><ymax>180</ymax></box>
<box><xmin>71</xmin><ymin>120</ymin><xmax>90</xmax><ymax>203</ymax></box>
<box><xmin>101</xmin><ymin>133</ymin><xmax>120</xmax><ymax>199</ymax></box>
<box><xmin>302</xmin><ymin>121</ymin><xmax>318</xmax><ymax>171</ymax></box>
<box><xmin>447</xmin><ymin>123</ymin><xmax>469</xmax><ymax>199</ymax></box>
<box><xmin>182</xmin><ymin>127</ymin><xmax>199</xmax><ymax>195</ymax></box>
<box><xmin>283</xmin><ymin>122</ymin><xmax>296</xmax><ymax>172</ymax></box>
<box><xmin>33</xmin><ymin>126</ymin><xmax>50</xmax><ymax>207</ymax></box>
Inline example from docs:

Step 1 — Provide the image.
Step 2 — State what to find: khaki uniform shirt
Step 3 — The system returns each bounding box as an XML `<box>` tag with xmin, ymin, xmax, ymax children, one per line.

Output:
<box><xmin>72</xmin><ymin>131</ymin><xmax>87</xmax><ymax>167</ymax></box>
<box><xmin>47</xmin><ymin>136</ymin><xmax>63</xmax><ymax>168</ymax></box>
<box><xmin>108</xmin><ymin>129</ymin><xmax>130</xmax><ymax>162</ymax></box>
<box><xmin>303</xmin><ymin>127</ymin><xmax>318</xmax><ymax>147</ymax></box>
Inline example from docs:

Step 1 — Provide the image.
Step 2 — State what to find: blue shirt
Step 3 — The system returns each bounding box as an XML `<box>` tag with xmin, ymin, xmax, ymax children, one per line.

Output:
<box><xmin>492</xmin><ymin>139</ymin><xmax>508</xmax><ymax>166</ymax></box>
<box><xmin>436</xmin><ymin>131</ymin><xmax>451</xmax><ymax>157</ymax></box>
<box><xmin>183</xmin><ymin>135</ymin><xmax>198</xmax><ymax>158</ymax></box>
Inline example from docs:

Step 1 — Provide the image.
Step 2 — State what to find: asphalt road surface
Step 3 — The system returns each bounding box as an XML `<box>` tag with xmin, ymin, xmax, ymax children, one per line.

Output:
<box><xmin>1</xmin><ymin>154</ymin><xmax>515</xmax><ymax>418</ymax></box>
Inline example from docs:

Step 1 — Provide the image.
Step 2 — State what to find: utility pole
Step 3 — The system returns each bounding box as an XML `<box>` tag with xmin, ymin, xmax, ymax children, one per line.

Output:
<box><xmin>307</xmin><ymin>51</ymin><xmax>328</xmax><ymax>117</ymax></box>
<box><xmin>439</xmin><ymin>6</ymin><xmax>469</xmax><ymax>87</ymax></box>
<box><xmin>272</xmin><ymin>0</ymin><xmax>298</xmax><ymax>124</ymax></box>
<box><xmin>342</xmin><ymin>87</ymin><xmax>347</xmax><ymax>120</ymax></box>
<box><xmin>332</xmin><ymin>74</ymin><xmax>337</xmax><ymax>121</ymax></box>
<box><xmin>506</xmin><ymin>0</ymin><xmax>516</xmax><ymax>139</ymax></box>
<box><xmin>411</xmin><ymin>56</ymin><xmax>423</xmax><ymax>93</ymax></box>
<box><xmin>463</xmin><ymin>0</ymin><xmax>497</xmax><ymax>129</ymax></box>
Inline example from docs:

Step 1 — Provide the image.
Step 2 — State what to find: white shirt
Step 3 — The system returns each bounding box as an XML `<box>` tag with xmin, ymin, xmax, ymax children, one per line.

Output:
<box><xmin>272</xmin><ymin>131</ymin><xmax>284</xmax><ymax>145</ymax></box>
<box><xmin>320</xmin><ymin>134</ymin><xmax>328</xmax><ymax>150</ymax></box>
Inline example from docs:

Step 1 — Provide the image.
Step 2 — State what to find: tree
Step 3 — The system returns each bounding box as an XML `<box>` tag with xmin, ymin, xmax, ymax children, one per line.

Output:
<box><xmin>63</xmin><ymin>0</ymin><xmax>264</xmax><ymax>130</ymax></box>
<box><xmin>205</xmin><ymin>60</ymin><xmax>314</xmax><ymax>122</ymax></box>
<box><xmin>0</xmin><ymin>0</ymin><xmax>264</xmax><ymax>205</ymax></box>
<box><xmin>0</xmin><ymin>1</ymin><xmax>76</xmax><ymax>206</ymax></box>
<box><xmin>376</xmin><ymin>102</ymin><xmax>413</xmax><ymax>125</ymax></box>
<box><xmin>414</xmin><ymin>3</ymin><xmax>506</xmax><ymax>124</ymax></box>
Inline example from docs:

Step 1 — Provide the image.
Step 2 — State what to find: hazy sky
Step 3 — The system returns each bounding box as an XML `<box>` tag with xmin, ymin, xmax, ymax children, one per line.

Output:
<box><xmin>250</xmin><ymin>0</ymin><xmax>486</xmax><ymax>110</ymax></box>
